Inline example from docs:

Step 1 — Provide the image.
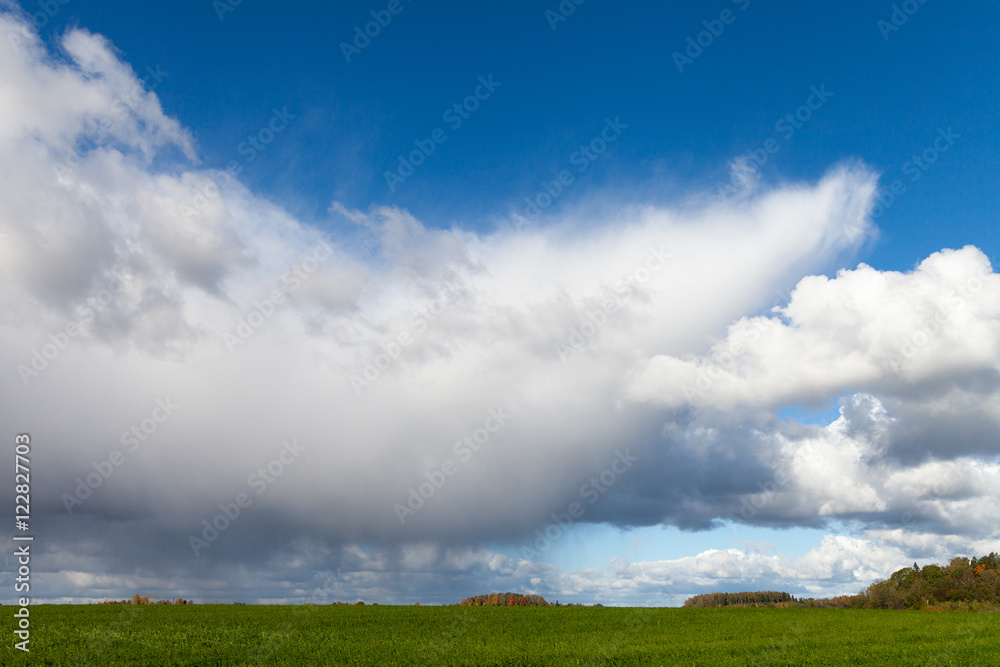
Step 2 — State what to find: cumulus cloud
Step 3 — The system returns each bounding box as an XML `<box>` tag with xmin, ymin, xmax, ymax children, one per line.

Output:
<box><xmin>625</xmin><ymin>245</ymin><xmax>999</xmax><ymax>411</ymax></box>
<box><xmin>1</xmin><ymin>9</ymin><xmax>997</xmax><ymax>604</ymax></box>
<box><xmin>613</xmin><ymin>245</ymin><xmax>1000</xmax><ymax>550</ymax></box>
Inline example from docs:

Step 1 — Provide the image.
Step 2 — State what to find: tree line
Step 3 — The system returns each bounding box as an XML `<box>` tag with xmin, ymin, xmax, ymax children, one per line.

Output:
<box><xmin>683</xmin><ymin>591</ymin><xmax>795</xmax><ymax>607</ymax></box>
<box><xmin>98</xmin><ymin>594</ymin><xmax>192</xmax><ymax>605</ymax></box>
<box><xmin>682</xmin><ymin>553</ymin><xmax>1000</xmax><ymax>611</ymax></box>
<box><xmin>459</xmin><ymin>593</ymin><xmax>550</xmax><ymax>607</ymax></box>
<box><xmin>860</xmin><ymin>553</ymin><xmax>1000</xmax><ymax>611</ymax></box>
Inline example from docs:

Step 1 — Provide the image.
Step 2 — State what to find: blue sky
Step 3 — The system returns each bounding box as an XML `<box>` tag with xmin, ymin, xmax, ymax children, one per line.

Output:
<box><xmin>42</xmin><ymin>0</ymin><xmax>998</xmax><ymax>266</ymax></box>
<box><xmin>1</xmin><ymin>0</ymin><xmax>999</xmax><ymax>606</ymax></box>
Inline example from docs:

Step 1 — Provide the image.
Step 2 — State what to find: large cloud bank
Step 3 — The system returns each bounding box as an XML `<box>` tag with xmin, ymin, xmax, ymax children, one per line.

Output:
<box><xmin>0</xmin><ymin>8</ymin><xmax>997</xmax><ymax>604</ymax></box>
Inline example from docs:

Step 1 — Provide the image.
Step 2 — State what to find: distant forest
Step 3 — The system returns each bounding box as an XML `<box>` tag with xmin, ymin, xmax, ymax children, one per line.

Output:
<box><xmin>684</xmin><ymin>553</ymin><xmax>1000</xmax><ymax>612</ymax></box>
<box><xmin>683</xmin><ymin>591</ymin><xmax>794</xmax><ymax>608</ymax></box>
<box><xmin>43</xmin><ymin>554</ymin><xmax>999</xmax><ymax>610</ymax></box>
<box><xmin>459</xmin><ymin>593</ymin><xmax>551</xmax><ymax>607</ymax></box>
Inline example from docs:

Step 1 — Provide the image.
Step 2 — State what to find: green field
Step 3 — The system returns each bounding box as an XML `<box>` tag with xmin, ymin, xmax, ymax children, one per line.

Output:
<box><xmin>4</xmin><ymin>605</ymin><xmax>999</xmax><ymax>666</ymax></box>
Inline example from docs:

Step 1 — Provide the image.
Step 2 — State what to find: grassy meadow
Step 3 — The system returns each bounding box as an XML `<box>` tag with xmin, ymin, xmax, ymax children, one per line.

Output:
<box><xmin>4</xmin><ymin>604</ymin><xmax>999</xmax><ymax>666</ymax></box>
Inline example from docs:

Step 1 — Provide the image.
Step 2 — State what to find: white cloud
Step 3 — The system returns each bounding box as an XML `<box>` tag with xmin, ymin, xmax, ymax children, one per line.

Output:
<box><xmin>624</xmin><ymin>246</ymin><xmax>999</xmax><ymax>411</ymax></box>
<box><xmin>1</xmin><ymin>10</ymin><xmax>998</xmax><ymax>605</ymax></box>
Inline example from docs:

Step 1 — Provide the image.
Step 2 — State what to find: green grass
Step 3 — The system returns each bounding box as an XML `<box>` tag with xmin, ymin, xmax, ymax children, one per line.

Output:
<box><xmin>3</xmin><ymin>605</ymin><xmax>999</xmax><ymax>666</ymax></box>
